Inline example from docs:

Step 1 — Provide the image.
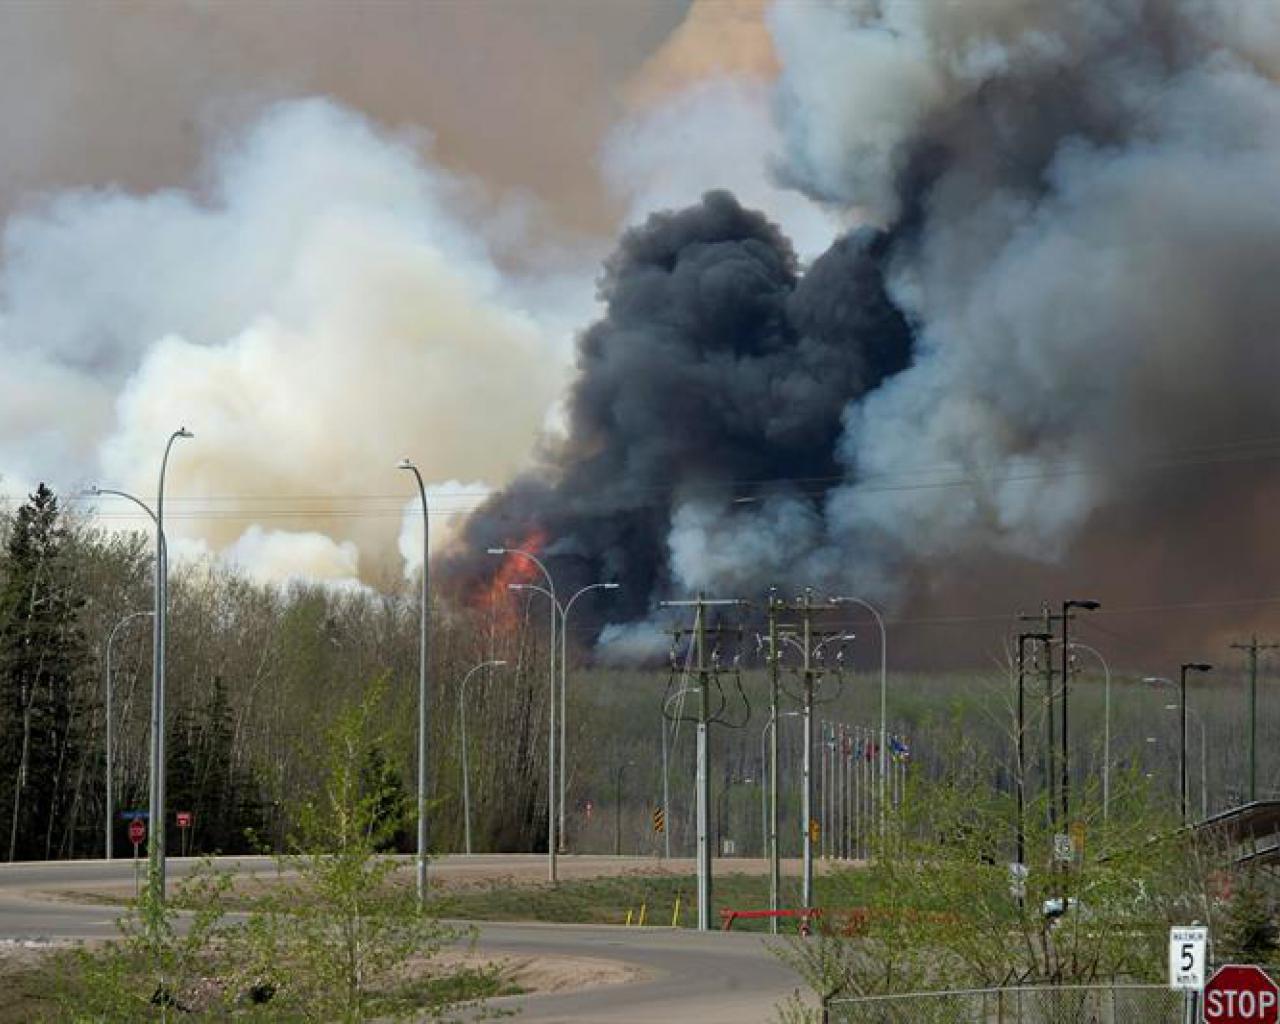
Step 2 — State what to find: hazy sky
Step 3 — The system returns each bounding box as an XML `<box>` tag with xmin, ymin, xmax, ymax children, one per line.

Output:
<box><xmin>0</xmin><ymin>0</ymin><xmax>798</xmax><ymax>590</ymax></box>
<box><xmin>0</xmin><ymin>1</ymin><xmax>692</xmax><ymax>236</ymax></box>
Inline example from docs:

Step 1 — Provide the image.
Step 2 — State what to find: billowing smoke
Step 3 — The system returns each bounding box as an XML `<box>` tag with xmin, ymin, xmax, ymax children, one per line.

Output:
<box><xmin>1</xmin><ymin>98</ymin><xmax>583</xmax><ymax>584</ymax></box>
<box><xmin>446</xmin><ymin>0</ymin><xmax>1280</xmax><ymax>655</ymax></box>
<box><xmin>440</xmin><ymin>189</ymin><xmax>911</xmax><ymax>618</ymax></box>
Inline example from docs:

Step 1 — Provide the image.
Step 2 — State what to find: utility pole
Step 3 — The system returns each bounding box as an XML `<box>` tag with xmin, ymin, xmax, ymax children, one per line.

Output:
<box><xmin>765</xmin><ymin>589</ymin><xmax>783</xmax><ymax>934</ymax></box>
<box><xmin>777</xmin><ymin>590</ymin><xmax>853</xmax><ymax>910</ymax></box>
<box><xmin>801</xmin><ymin>596</ymin><xmax>816</xmax><ymax>907</ymax></box>
<box><xmin>660</xmin><ymin>594</ymin><xmax>745</xmax><ymax>931</ymax></box>
<box><xmin>1230</xmin><ymin>636</ymin><xmax>1279</xmax><ymax>803</ymax></box>
<box><xmin>1015</xmin><ymin>630</ymin><xmax>1052</xmax><ymax>884</ymax></box>
<box><xmin>1020</xmin><ymin>606</ymin><xmax>1060</xmax><ymax>828</ymax></box>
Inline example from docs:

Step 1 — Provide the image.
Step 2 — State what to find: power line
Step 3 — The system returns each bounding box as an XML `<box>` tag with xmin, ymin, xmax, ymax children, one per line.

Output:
<box><xmin>15</xmin><ymin>427</ymin><xmax>1280</xmax><ymax>516</ymax></box>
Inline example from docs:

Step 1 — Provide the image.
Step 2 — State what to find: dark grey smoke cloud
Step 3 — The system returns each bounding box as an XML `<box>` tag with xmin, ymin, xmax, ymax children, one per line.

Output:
<box><xmin>439</xmin><ymin>190</ymin><xmax>911</xmax><ymax>621</ymax></box>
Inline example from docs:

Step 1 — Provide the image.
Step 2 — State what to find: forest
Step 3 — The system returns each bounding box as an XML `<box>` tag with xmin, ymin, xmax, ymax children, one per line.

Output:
<box><xmin>0</xmin><ymin>483</ymin><xmax>1273</xmax><ymax>866</ymax></box>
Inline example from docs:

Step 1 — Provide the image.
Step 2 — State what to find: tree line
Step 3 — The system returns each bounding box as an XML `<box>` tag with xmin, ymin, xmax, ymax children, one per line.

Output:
<box><xmin>0</xmin><ymin>483</ymin><xmax>555</xmax><ymax>861</ymax></box>
<box><xmin>1</xmin><ymin>482</ymin><xmax>1263</xmax><ymax>866</ymax></box>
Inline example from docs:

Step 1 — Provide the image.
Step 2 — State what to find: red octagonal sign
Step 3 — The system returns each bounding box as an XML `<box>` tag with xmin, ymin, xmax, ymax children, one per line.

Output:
<box><xmin>1204</xmin><ymin>965</ymin><xmax>1280</xmax><ymax>1024</ymax></box>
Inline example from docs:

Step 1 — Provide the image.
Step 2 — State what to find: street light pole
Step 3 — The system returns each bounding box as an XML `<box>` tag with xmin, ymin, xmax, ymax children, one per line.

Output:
<box><xmin>459</xmin><ymin>659</ymin><xmax>506</xmax><ymax>855</ymax></box>
<box><xmin>1178</xmin><ymin>663</ymin><xmax>1213</xmax><ymax>824</ymax></box>
<box><xmin>558</xmin><ymin>582</ymin><xmax>620</xmax><ymax>853</ymax></box>
<box><xmin>1143</xmin><ymin>676</ymin><xmax>1175</xmax><ymax>810</ymax></box>
<box><xmin>496</xmin><ymin>552</ymin><xmax>558</xmax><ymax>883</ymax></box>
<box><xmin>759</xmin><ymin>713</ymin><xmax>772</xmax><ymax>864</ymax></box>
<box><xmin>830</xmin><ymin>598</ymin><xmax>887</xmax><ymax>824</ymax></box>
<box><xmin>1165</xmin><ymin>704</ymin><xmax>1209</xmax><ymax>820</ymax></box>
<box><xmin>398</xmin><ymin>459</ymin><xmax>430</xmax><ymax>907</ymax></box>
<box><xmin>91</xmin><ymin>426</ymin><xmax>191</xmax><ymax>907</ymax></box>
<box><xmin>758</xmin><ymin>710</ymin><xmax>800</xmax><ymax>891</ymax></box>
<box><xmin>1060</xmin><ymin>599</ymin><xmax>1100</xmax><ymax>827</ymax></box>
<box><xmin>661</xmin><ymin>687</ymin><xmax>696</xmax><ymax>862</ymax></box>
<box><xmin>151</xmin><ymin>427</ymin><xmax>191</xmax><ymax>906</ymax></box>
<box><xmin>104</xmin><ymin>611</ymin><xmax>153</xmax><ymax>860</ymax></box>
<box><xmin>614</xmin><ymin>760</ymin><xmax>634</xmax><ymax>856</ymax></box>
<box><xmin>1067</xmin><ymin>642</ymin><xmax>1112</xmax><ymax>821</ymax></box>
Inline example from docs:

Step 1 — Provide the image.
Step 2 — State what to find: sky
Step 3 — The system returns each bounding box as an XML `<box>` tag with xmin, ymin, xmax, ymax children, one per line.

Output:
<box><xmin>0</xmin><ymin>0</ymin><xmax>815</xmax><ymax>589</ymax></box>
<box><xmin>5</xmin><ymin>0</ymin><xmax>1280</xmax><ymax>671</ymax></box>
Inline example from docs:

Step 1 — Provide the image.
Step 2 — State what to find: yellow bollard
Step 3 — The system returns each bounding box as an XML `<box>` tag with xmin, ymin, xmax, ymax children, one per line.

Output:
<box><xmin>671</xmin><ymin>892</ymin><xmax>682</xmax><ymax>928</ymax></box>
<box><xmin>638</xmin><ymin>902</ymin><xmax>648</xmax><ymax>926</ymax></box>
<box><xmin>625</xmin><ymin>907</ymin><xmax>634</xmax><ymax>927</ymax></box>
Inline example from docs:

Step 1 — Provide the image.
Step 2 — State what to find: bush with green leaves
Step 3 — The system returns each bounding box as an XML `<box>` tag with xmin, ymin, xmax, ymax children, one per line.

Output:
<box><xmin>773</xmin><ymin>746</ymin><xmax>1223</xmax><ymax>1020</ymax></box>
<box><xmin>55</xmin><ymin>676</ymin><xmax>505</xmax><ymax>1022</ymax></box>
<box><xmin>223</xmin><ymin>674</ymin><xmax>487</xmax><ymax>1021</ymax></box>
<box><xmin>52</xmin><ymin>861</ymin><xmax>237</xmax><ymax>1020</ymax></box>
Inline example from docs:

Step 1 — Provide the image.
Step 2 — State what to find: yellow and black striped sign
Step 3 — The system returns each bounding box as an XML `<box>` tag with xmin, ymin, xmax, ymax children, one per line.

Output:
<box><xmin>652</xmin><ymin>807</ymin><xmax>665</xmax><ymax>834</ymax></box>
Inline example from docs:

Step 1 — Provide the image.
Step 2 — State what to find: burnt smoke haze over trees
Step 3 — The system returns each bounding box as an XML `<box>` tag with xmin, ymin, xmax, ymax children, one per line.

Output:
<box><xmin>443</xmin><ymin>0</ymin><xmax>1280</xmax><ymax>659</ymax></box>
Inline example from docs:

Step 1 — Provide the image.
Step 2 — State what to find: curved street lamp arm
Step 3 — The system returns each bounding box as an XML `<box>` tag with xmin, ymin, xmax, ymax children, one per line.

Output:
<box><xmin>86</xmin><ymin>487</ymin><xmax>160</xmax><ymax>528</ymax></box>
<box><xmin>510</xmin><ymin>582</ymin><xmax>555</xmax><ymax>605</ymax></box>
<box><xmin>563</xmin><ymin>581</ymin><xmax>620</xmax><ymax>618</ymax></box>
<box><xmin>490</xmin><ymin>547</ymin><xmax>556</xmax><ymax>599</ymax></box>
<box><xmin>157</xmin><ymin>427</ymin><xmax>192</xmax><ymax>529</ymax></box>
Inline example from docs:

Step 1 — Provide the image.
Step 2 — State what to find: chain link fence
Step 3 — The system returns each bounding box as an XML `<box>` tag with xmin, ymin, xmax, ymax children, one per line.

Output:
<box><xmin>828</xmin><ymin>984</ymin><xmax>1189</xmax><ymax>1023</ymax></box>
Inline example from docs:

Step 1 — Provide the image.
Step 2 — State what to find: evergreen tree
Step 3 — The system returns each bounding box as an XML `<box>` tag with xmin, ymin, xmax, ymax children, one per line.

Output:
<box><xmin>360</xmin><ymin>744</ymin><xmax>412</xmax><ymax>853</ymax></box>
<box><xmin>167</xmin><ymin>676</ymin><xmax>267</xmax><ymax>855</ymax></box>
<box><xmin>0</xmin><ymin>484</ymin><xmax>88</xmax><ymax>860</ymax></box>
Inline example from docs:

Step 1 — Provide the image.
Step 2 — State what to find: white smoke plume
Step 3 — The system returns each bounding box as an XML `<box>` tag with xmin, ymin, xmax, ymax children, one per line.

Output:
<box><xmin>1</xmin><ymin>98</ymin><xmax>583</xmax><ymax>582</ymax></box>
<box><xmin>603</xmin><ymin>77</ymin><xmax>842</xmax><ymax>262</ymax></box>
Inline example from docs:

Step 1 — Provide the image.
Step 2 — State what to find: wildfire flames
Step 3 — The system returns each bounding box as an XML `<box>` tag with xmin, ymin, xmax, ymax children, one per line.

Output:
<box><xmin>474</xmin><ymin>529</ymin><xmax>549</xmax><ymax>635</ymax></box>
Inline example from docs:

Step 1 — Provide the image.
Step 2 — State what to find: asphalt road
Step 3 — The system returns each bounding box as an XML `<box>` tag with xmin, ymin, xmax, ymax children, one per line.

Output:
<box><xmin>0</xmin><ymin>856</ymin><xmax>808</xmax><ymax>1022</ymax></box>
<box><xmin>474</xmin><ymin>921</ymin><xmax>805</xmax><ymax>1023</ymax></box>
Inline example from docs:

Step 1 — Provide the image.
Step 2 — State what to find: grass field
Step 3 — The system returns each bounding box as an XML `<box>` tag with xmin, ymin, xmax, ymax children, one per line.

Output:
<box><xmin>432</xmin><ymin>868</ymin><xmax>880</xmax><ymax>933</ymax></box>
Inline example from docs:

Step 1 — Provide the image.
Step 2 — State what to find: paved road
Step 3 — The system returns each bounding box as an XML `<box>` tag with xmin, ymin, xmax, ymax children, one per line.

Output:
<box><xmin>0</xmin><ymin>856</ymin><xmax>808</xmax><ymax>1022</ymax></box>
<box><xmin>475</xmin><ymin>921</ymin><xmax>804</xmax><ymax>1023</ymax></box>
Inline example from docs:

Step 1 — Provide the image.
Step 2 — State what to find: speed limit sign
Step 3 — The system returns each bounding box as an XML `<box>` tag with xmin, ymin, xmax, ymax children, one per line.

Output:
<box><xmin>1169</xmin><ymin>925</ymin><xmax>1208</xmax><ymax>990</ymax></box>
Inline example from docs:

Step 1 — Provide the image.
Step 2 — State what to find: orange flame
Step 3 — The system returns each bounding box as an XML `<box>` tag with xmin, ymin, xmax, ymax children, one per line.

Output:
<box><xmin>474</xmin><ymin>529</ymin><xmax>549</xmax><ymax>634</ymax></box>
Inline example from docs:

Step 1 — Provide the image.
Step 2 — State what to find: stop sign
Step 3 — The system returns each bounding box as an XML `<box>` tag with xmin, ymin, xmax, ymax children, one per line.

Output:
<box><xmin>128</xmin><ymin>819</ymin><xmax>146</xmax><ymax>847</ymax></box>
<box><xmin>1204</xmin><ymin>965</ymin><xmax>1280</xmax><ymax>1024</ymax></box>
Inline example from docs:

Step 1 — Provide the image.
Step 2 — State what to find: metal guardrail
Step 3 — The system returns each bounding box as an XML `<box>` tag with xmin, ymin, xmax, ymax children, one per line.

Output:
<box><xmin>828</xmin><ymin>983</ymin><xmax>1187</xmax><ymax>1023</ymax></box>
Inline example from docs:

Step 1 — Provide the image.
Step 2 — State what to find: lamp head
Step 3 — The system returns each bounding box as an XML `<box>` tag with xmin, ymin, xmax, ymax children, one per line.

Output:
<box><xmin>85</xmin><ymin>485</ymin><xmax>101</xmax><ymax>496</ymax></box>
<box><xmin>493</xmin><ymin>659</ymin><xmax>508</xmax><ymax>667</ymax></box>
<box><xmin>508</xmin><ymin>583</ymin><xmax>528</xmax><ymax>592</ymax></box>
<box><xmin>397</xmin><ymin>457</ymin><xmax>415</xmax><ymax>470</ymax></box>
<box><xmin>1068</xmin><ymin>599</ymin><xmax>1101</xmax><ymax>611</ymax></box>
<box><xmin>176</xmin><ymin>427</ymin><xmax>193</xmax><ymax>439</ymax></box>
<box><xmin>1184</xmin><ymin>662</ymin><xmax>1213</xmax><ymax>673</ymax></box>
<box><xmin>487</xmin><ymin>547</ymin><xmax>506</xmax><ymax>556</ymax></box>
<box><xmin>1143</xmin><ymin>676</ymin><xmax>1169</xmax><ymax>686</ymax></box>
<box><xmin>603</xmin><ymin>582</ymin><xmax>621</xmax><ymax>590</ymax></box>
